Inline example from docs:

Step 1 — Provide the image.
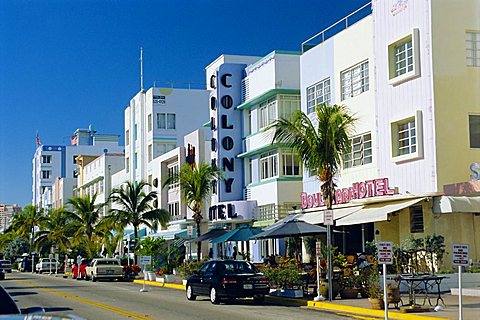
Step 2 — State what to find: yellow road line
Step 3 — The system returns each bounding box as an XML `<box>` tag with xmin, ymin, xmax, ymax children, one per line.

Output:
<box><xmin>16</xmin><ymin>279</ymin><xmax>151</xmax><ymax>320</ymax></box>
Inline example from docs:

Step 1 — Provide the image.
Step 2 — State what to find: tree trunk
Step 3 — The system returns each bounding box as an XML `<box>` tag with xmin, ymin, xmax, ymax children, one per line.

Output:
<box><xmin>134</xmin><ymin>226</ymin><xmax>138</xmax><ymax>265</ymax></box>
<box><xmin>196</xmin><ymin>221</ymin><xmax>201</xmax><ymax>261</ymax></box>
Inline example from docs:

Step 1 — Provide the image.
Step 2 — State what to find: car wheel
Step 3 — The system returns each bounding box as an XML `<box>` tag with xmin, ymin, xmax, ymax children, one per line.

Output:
<box><xmin>253</xmin><ymin>294</ymin><xmax>265</xmax><ymax>304</ymax></box>
<box><xmin>210</xmin><ymin>287</ymin><xmax>220</xmax><ymax>304</ymax></box>
<box><xmin>186</xmin><ymin>285</ymin><xmax>196</xmax><ymax>301</ymax></box>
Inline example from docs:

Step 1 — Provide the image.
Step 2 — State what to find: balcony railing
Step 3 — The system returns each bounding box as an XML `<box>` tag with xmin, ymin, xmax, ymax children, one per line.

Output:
<box><xmin>301</xmin><ymin>2</ymin><xmax>371</xmax><ymax>53</ymax></box>
<box><xmin>253</xmin><ymin>204</ymin><xmax>301</xmax><ymax>222</ymax></box>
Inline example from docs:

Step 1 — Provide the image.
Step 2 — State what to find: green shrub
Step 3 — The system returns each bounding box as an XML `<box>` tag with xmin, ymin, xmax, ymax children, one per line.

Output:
<box><xmin>176</xmin><ymin>260</ymin><xmax>203</xmax><ymax>279</ymax></box>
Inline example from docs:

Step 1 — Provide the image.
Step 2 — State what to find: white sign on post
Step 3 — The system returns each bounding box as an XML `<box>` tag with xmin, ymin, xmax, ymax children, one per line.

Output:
<box><xmin>316</xmin><ymin>242</ymin><xmax>322</xmax><ymax>257</ymax></box>
<box><xmin>452</xmin><ymin>244</ymin><xmax>469</xmax><ymax>266</ymax></box>
<box><xmin>139</xmin><ymin>255</ymin><xmax>152</xmax><ymax>266</ymax></box>
<box><xmin>187</xmin><ymin>225</ymin><xmax>193</xmax><ymax>236</ymax></box>
<box><xmin>377</xmin><ymin>241</ymin><xmax>393</xmax><ymax>265</ymax></box>
<box><xmin>324</xmin><ymin>210</ymin><xmax>334</xmax><ymax>226</ymax></box>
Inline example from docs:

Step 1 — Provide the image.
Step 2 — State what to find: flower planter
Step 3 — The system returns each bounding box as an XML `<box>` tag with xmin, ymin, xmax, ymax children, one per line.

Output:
<box><xmin>156</xmin><ymin>277</ymin><xmax>165</xmax><ymax>283</ymax></box>
<box><xmin>182</xmin><ymin>279</ymin><xmax>187</xmax><ymax>286</ymax></box>
<box><xmin>368</xmin><ymin>297</ymin><xmax>385</xmax><ymax>310</ymax></box>
<box><xmin>269</xmin><ymin>288</ymin><xmax>303</xmax><ymax>298</ymax></box>
<box><xmin>339</xmin><ymin>288</ymin><xmax>359</xmax><ymax>299</ymax></box>
<box><xmin>319</xmin><ymin>280</ymin><xmax>341</xmax><ymax>299</ymax></box>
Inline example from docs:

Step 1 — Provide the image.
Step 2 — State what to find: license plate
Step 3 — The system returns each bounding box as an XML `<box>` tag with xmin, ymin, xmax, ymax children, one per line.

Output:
<box><xmin>106</xmin><ymin>270</ymin><xmax>114</xmax><ymax>274</ymax></box>
<box><xmin>243</xmin><ymin>284</ymin><xmax>253</xmax><ymax>289</ymax></box>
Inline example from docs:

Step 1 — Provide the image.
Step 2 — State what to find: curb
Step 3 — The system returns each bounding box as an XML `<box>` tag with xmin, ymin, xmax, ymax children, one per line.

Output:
<box><xmin>132</xmin><ymin>280</ymin><xmax>444</xmax><ymax>320</ymax></box>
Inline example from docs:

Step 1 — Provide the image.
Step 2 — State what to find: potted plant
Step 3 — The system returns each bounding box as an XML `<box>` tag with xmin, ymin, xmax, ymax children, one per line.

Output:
<box><xmin>339</xmin><ymin>274</ymin><xmax>360</xmax><ymax>299</ymax></box>
<box><xmin>261</xmin><ymin>260</ymin><xmax>305</xmax><ymax>298</ymax></box>
<box><xmin>386</xmin><ymin>279</ymin><xmax>401</xmax><ymax>309</ymax></box>
<box><xmin>176</xmin><ymin>260</ymin><xmax>202</xmax><ymax>285</ymax></box>
<box><xmin>365</xmin><ymin>261</ymin><xmax>384</xmax><ymax>309</ymax></box>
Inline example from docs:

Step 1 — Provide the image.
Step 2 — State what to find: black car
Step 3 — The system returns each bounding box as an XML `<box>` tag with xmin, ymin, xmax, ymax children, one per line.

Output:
<box><xmin>186</xmin><ymin>260</ymin><xmax>269</xmax><ymax>304</ymax></box>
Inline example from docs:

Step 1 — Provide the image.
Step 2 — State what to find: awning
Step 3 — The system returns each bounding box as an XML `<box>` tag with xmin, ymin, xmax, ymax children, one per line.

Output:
<box><xmin>125</xmin><ymin>228</ymin><xmax>147</xmax><ymax>240</ymax></box>
<box><xmin>297</xmin><ymin>206</ymin><xmax>363</xmax><ymax>225</ymax></box>
<box><xmin>433</xmin><ymin>196</ymin><xmax>480</xmax><ymax>213</ymax></box>
<box><xmin>336</xmin><ymin>197</ymin><xmax>426</xmax><ymax>226</ymax></box>
<box><xmin>187</xmin><ymin>228</ymin><xmax>228</xmax><ymax>243</ymax></box>
<box><xmin>150</xmin><ymin>228</ymin><xmax>196</xmax><ymax>240</ymax></box>
<box><xmin>211</xmin><ymin>225</ymin><xmax>263</xmax><ymax>243</ymax></box>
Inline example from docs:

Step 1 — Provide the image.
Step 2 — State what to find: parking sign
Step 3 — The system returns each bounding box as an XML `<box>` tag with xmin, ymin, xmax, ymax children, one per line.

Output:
<box><xmin>377</xmin><ymin>241</ymin><xmax>393</xmax><ymax>265</ymax></box>
<box><xmin>452</xmin><ymin>244</ymin><xmax>469</xmax><ymax>267</ymax></box>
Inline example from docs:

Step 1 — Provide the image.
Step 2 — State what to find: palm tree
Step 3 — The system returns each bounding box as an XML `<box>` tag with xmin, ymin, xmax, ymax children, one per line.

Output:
<box><xmin>106</xmin><ymin>181</ymin><xmax>170</xmax><ymax>264</ymax></box>
<box><xmin>67</xmin><ymin>194</ymin><xmax>105</xmax><ymax>258</ymax></box>
<box><xmin>36</xmin><ymin>207</ymin><xmax>76</xmax><ymax>253</ymax></box>
<box><xmin>163</xmin><ymin>162</ymin><xmax>222</xmax><ymax>261</ymax></box>
<box><xmin>273</xmin><ymin>103</ymin><xmax>357</xmax><ymax>300</ymax></box>
<box><xmin>11</xmin><ymin>205</ymin><xmax>45</xmax><ymax>253</ymax></box>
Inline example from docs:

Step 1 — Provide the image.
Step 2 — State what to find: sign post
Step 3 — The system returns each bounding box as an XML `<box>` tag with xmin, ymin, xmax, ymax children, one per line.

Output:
<box><xmin>323</xmin><ymin>210</ymin><xmax>334</xmax><ymax>302</ymax></box>
<box><xmin>187</xmin><ymin>226</ymin><xmax>194</xmax><ymax>261</ymax></box>
<box><xmin>49</xmin><ymin>253</ymin><xmax>53</xmax><ymax>275</ymax></box>
<box><xmin>139</xmin><ymin>255</ymin><xmax>152</xmax><ymax>292</ymax></box>
<box><xmin>452</xmin><ymin>243</ymin><xmax>469</xmax><ymax>320</ymax></box>
<box><xmin>76</xmin><ymin>255</ymin><xmax>82</xmax><ymax>280</ymax></box>
<box><xmin>55</xmin><ymin>253</ymin><xmax>59</xmax><ymax>275</ymax></box>
<box><xmin>314</xmin><ymin>241</ymin><xmax>324</xmax><ymax>301</ymax></box>
<box><xmin>377</xmin><ymin>241</ymin><xmax>393</xmax><ymax>320</ymax></box>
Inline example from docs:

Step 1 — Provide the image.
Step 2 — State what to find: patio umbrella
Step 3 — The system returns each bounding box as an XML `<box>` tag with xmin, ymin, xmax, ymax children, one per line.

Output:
<box><xmin>211</xmin><ymin>225</ymin><xmax>264</xmax><ymax>243</ymax></box>
<box><xmin>251</xmin><ymin>219</ymin><xmax>328</xmax><ymax>239</ymax></box>
<box><xmin>187</xmin><ymin>228</ymin><xmax>228</xmax><ymax>243</ymax></box>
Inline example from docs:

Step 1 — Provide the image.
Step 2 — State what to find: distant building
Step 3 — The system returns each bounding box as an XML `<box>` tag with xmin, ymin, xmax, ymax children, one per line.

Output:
<box><xmin>0</xmin><ymin>204</ymin><xmax>21</xmax><ymax>232</ymax></box>
<box><xmin>32</xmin><ymin>126</ymin><xmax>124</xmax><ymax>209</ymax></box>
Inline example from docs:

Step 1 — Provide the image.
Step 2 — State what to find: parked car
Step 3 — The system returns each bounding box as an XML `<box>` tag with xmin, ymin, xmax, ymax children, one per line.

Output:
<box><xmin>185</xmin><ymin>259</ymin><xmax>270</xmax><ymax>304</ymax></box>
<box><xmin>0</xmin><ymin>266</ymin><xmax>5</xmax><ymax>280</ymax></box>
<box><xmin>35</xmin><ymin>258</ymin><xmax>59</xmax><ymax>273</ymax></box>
<box><xmin>0</xmin><ymin>260</ymin><xmax>12</xmax><ymax>273</ymax></box>
<box><xmin>85</xmin><ymin>258</ymin><xmax>123</xmax><ymax>282</ymax></box>
<box><xmin>72</xmin><ymin>259</ymin><xmax>92</xmax><ymax>279</ymax></box>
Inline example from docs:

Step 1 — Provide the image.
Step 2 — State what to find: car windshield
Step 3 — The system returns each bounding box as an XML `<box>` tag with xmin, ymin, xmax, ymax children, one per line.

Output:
<box><xmin>219</xmin><ymin>261</ymin><xmax>258</xmax><ymax>274</ymax></box>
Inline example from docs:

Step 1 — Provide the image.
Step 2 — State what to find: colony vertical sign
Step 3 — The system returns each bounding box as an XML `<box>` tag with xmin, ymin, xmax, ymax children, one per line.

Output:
<box><xmin>210</xmin><ymin>63</ymin><xmax>246</xmax><ymax>202</ymax></box>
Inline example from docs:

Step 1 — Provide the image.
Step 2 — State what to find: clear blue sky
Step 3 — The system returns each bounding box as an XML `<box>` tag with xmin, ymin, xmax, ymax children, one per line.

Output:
<box><xmin>0</xmin><ymin>0</ymin><xmax>370</xmax><ymax>207</ymax></box>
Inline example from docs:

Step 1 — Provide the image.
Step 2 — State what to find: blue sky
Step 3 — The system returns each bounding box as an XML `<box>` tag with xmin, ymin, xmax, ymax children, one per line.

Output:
<box><xmin>0</xmin><ymin>0</ymin><xmax>370</xmax><ymax>207</ymax></box>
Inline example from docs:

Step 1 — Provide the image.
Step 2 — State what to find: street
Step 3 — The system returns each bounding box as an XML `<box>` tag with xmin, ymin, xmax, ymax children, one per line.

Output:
<box><xmin>2</xmin><ymin>272</ymin><xmax>354</xmax><ymax>320</ymax></box>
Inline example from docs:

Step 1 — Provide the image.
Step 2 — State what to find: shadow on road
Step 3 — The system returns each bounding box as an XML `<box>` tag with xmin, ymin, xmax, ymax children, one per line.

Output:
<box><xmin>43</xmin><ymin>307</ymin><xmax>74</xmax><ymax>313</ymax></box>
<box><xmin>9</xmin><ymin>291</ymin><xmax>39</xmax><ymax>297</ymax></box>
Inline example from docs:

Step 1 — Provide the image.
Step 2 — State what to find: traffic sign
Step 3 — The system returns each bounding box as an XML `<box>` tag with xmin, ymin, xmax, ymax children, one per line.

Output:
<box><xmin>452</xmin><ymin>243</ymin><xmax>469</xmax><ymax>266</ymax></box>
<box><xmin>324</xmin><ymin>210</ymin><xmax>334</xmax><ymax>225</ymax></box>
<box><xmin>139</xmin><ymin>255</ymin><xmax>152</xmax><ymax>266</ymax></box>
<box><xmin>377</xmin><ymin>241</ymin><xmax>393</xmax><ymax>265</ymax></box>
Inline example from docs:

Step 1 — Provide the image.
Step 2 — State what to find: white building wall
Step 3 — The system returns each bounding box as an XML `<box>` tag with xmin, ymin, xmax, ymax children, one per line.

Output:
<box><xmin>373</xmin><ymin>0</ymin><xmax>437</xmax><ymax>194</ymax></box>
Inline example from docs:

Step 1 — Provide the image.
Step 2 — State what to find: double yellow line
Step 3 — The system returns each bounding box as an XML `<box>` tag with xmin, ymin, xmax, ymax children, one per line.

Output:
<box><xmin>16</xmin><ymin>279</ymin><xmax>151</xmax><ymax>320</ymax></box>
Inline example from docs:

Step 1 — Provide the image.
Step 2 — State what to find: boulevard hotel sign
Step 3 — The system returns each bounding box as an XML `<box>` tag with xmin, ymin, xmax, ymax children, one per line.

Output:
<box><xmin>301</xmin><ymin>177</ymin><xmax>396</xmax><ymax>209</ymax></box>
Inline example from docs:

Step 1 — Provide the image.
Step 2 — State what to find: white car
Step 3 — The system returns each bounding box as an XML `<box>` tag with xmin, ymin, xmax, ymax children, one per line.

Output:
<box><xmin>35</xmin><ymin>258</ymin><xmax>59</xmax><ymax>273</ymax></box>
<box><xmin>0</xmin><ymin>260</ymin><xmax>12</xmax><ymax>273</ymax></box>
<box><xmin>85</xmin><ymin>258</ymin><xmax>123</xmax><ymax>282</ymax></box>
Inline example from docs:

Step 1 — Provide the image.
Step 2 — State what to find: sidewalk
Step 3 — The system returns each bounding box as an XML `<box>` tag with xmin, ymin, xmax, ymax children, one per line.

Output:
<box><xmin>133</xmin><ymin>279</ymin><xmax>479</xmax><ymax>319</ymax></box>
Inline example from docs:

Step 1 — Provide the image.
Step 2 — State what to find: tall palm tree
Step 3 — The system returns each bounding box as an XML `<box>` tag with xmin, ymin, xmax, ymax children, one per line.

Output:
<box><xmin>36</xmin><ymin>207</ymin><xmax>76</xmax><ymax>253</ymax></box>
<box><xmin>163</xmin><ymin>162</ymin><xmax>222</xmax><ymax>261</ymax></box>
<box><xmin>11</xmin><ymin>205</ymin><xmax>45</xmax><ymax>253</ymax></box>
<box><xmin>273</xmin><ymin>103</ymin><xmax>357</xmax><ymax>300</ymax></box>
<box><xmin>67</xmin><ymin>194</ymin><xmax>105</xmax><ymax>258</ymax></box>
<box><xmin>106</xmin><ymin>181</ymin><xmax>170</xmax><ymax>264</ymax></box>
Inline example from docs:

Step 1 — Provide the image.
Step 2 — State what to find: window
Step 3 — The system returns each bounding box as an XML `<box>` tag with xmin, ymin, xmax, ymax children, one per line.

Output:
<box><xmin>307</xmin><ymin>78</ymin><xmax>330</xmax><ymax>114</ymax></box>
<box><xmin>409</xmin><ymin>206</ymin><xmax>424</xmax><ymax>233</ymax></box>
<box><xmin>134</xmin><ymin>124</ymin><xmax>137</xmax><ymax>141</ymax></box>
<box><xmin>258</xmin><ymin>98</ymin><xmax>277</xmax><ymax>129</ymax></box>
<box><xmin>41</xmin><ymin>155</ymin><xmax>51</xmax><ymax>163</ymax></box>
<box><xmin>148</xmin><ymin>144</ymin><xmax>153</xmax><ymax>162</ymax></box>
<box><xmin>168</xmin><ymin>202</ymin><xmax>180</xmax><ymax>217</ymax></box>
<box><xmin>341</xmin><ymin>60</ymin><xmax>369</xmax><ymax>100</ymax></box>
<box><xmin>260</xmin><ymin>151</ymin><xmax>278</xmax><ymax>180</ymax></box>
<box><xmin>388</xmin><ymin>29</ymin><xmax>420</xmax><ymax>84</ymax></box>
<box><xmin>281</xmin><ymin>151</ymin><xmax>300</xmax><ymax>176</ymax></box>
<box><xmin>248</xmin><ymin>159</ymin><xmax>253</xmax><ymax>184</ymax></box>
<box><xmin>157</xmin><ymin>113</ymin><xmax>176</xmax><ymax>129</ymax></box>
<box><xmin>126</xmin><ymin>157</ymin><xmax>129</xmax><ymax>173</ymax></box>
<box><xmin>148</xmin><ymin>114</ymin><xmax>152</xmax><ymax>131</ymax></box>
<box><xmin>156</xmin><ymin>143</ymin><xmax>175</xmax><ymax>157</ymax></box>
<box><xmin>466</xmin><ymin>31</ymin><xmax>480</xmax><ymax>67</ymax></box>
<box><xmin>278</xmin><ymin>95</ymin><xmax>300</xmax><ymax>120</ymax></box>
<box><xmin>167</xmin><ymin>164</ymin><xmax>179</xmax><ymax>189</ymax></box>
<box><xmin>390</xmin><ymin>111</ymin><xmax>423</xmax><ymax>162</ymax></box>
<box><xmin>469</xmin><ymin>115</ymin><xmax>480</xmax><ymax>148</ymax></box>
<box><xmin>134</xmin><ymin>153</ymin><xmax>137</xmax><ymax>170</ymax></box>
<box><xmin>125</xmin><ymin>130</ymin><xmax>130</xmax><ymax>146</ymax></box>
<box><xmin>41</xmin><ymin>170</ymin><xmax>51</xmax><ymax>179</ymax></box>
<box><xmin>343</xmin><ymin>133</ymin><xmax>372</xmax><ymax>169</ymax></box>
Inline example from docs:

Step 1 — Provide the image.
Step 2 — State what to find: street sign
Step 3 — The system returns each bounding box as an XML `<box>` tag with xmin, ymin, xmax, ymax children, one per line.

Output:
<box><xmin>377</xmin><ymin>241</ymin><xmax>393</xmax><ymax>265</ymax></box>
<box><xmin>324</xmin><ymin>210</ymin><xmax>334</xmax><ymax>225</ymax></box>
<box><xmin>187</xmin><ymin>225</ymin><xmax>193</xmax><ymax>236</ymax></box>
<box><xmin>139</xmin><ymin>255</ymin><xmax>152</xmax><ymax>266</ymax></box>
<box><xmin>316</xmin><ymin>241</ymin><xmax>323</xmax><ymax>257</ymax></box>
<box><xmin>452</xmin><ymin>243</ymin><xmax>469</xmax><ymax>266</ymax></box>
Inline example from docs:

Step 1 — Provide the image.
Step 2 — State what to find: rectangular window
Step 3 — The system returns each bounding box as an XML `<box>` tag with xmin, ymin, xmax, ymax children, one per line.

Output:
<box><xmin>469</xmin><ymin>115</ymin><xmax>480</xmax><ymax>148</ymax></box>
<box><xmin>248</xmin><ymin>159</ymin><xmax>253</xmax><ymax>184</ymax></box>
<box><xmin>148</xmin><ymin>114</ymin><xmax>152</xmax><ymax>131</ymax></box>
<box><xmin>278</xmin><ymin>95</ymin><xmax>300</xmax><ymax>120</ymax></box>
<box><xmin>157</xmin><ymin>113</ymin><xmax>166</xmax><ymax>129</ymax></box>
<box><xmin>343</xmin><ymin>132</ymin><xmax>372</xmax><ymax>169</ymax></box>
<box><xmin>134</xmin><ymin>124</ymin><xmax>137</xmax><ymax>141</ymax></box>
<box><xmin>282</xmin><ymin>152</ymin><xmax>300</xmax><ymax>176</ymax></box>
<box><xmin>260</xmin><ymin>151</ymin><xmax>278</xmax><ymax>180</ymax></box>
<box><xmin>126</xmin><ymin>157</ymin><xmax>130</xmax><ymax>173</ymax></box>
<box><xmin>125</xmin><ymin>130</ymin><xmax>130</xmax><ymax>146</ymax></box>
<box><xmin>167</xmin><ymin>164</ymin><xmax>179</xmax><ymax>189</ymax></box>
<box><xmin>41</xmin><ymin>170</ymin><xmax>51</xmax><ymax>179</ymax></box>
<box><xmin>466</xmin><ymin>31</ymin><xmax>480</xmax><ymax>67</ymax></box>
<box><xmin>156</xmin><ymin>143</ymin><xmax>175</xmax><ymax>157</ymax></box>
<box><xmin>388</xmin><ymin>29</ymin><xmax>420</xmax><ymax>84</ymax></box>
<box><xmin>168</xmin><ymin>202</ymin><xmax>180</xmax><ymax>217</ymax></box>
<box><xmin>148</xmin><ymin>144</ymin><xmax>153</xmax><ymax>161</ymax></box>
<box><xmin>410</xmin><ymin>206</ymin><xmax>424</xmax><ymax>233</ymax></box>
<box><xmin>167</xmin><ymin>114</ymin><xmax>176</xmax><ymax>129</ymax></box>
<box><xmin>258</xmin><ymin>98</ymin><xmax>277</xmax><ymax>129</ymax></box>
<box><xmin>134</xmin><ymin>153</ymin><xmax>137</xmax><ymax>170</ymax></box>
<box><xmin>307</xmin><ymin>78</ymin><xmax>330</xmax><ymax>114</ymax></box>
<box><xmin>397</xmin><ymin>119</ymin><xmax>416</xmax><ymax>156</ymax></box>
<box><xmin>41</xmin><ymin>155</ymin><xmax>51</xmax><ymax>164</ymax></box>
<box><xmin>394</xmin><ymin>39</ymin><xmax>414</xmax><ymax>77</ymax></box>
<box><xmin>341</xmin><ymin>61</ymin><xmax>369</xmax><ymax>100</ymax></box>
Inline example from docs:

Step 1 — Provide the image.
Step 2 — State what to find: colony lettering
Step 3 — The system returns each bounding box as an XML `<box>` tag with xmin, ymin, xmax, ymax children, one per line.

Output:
<box><xmin>470</xmin><ymin>162</ymin><xmax>480</xmax><ymax>181</ymax></box>
<box><xmin>301</xmin><ymin>177</ymin><xmax>396</xmax><ymax>209</ymax></box>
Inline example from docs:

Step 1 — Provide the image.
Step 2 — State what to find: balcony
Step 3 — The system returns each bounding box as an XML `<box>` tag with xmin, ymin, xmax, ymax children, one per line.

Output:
<box><xmin>253</xmin><ymin>204</ymin><xmax>300</xmax><ymax>222</ymax></box>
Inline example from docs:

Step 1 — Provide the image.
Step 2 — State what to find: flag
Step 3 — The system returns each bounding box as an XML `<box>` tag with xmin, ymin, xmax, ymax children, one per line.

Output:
<box><xmin>70</xmin><ymin>135</ymin><xmax>78</xmax><ymax>146</ymax></box>
<box><xmin>36</xmin><ymin>132</ymin><xmax>41</xmax><ymax>146</ymax></box>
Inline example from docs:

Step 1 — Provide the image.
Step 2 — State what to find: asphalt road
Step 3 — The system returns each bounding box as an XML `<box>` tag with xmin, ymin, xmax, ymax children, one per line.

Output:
<box><xmin>2</xmin><ymin>272</ymin><xmax>355</xmax><ymax>320</ymax></box>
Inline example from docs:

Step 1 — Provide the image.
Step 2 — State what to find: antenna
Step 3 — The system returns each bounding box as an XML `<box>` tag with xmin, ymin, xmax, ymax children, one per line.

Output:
<box><xmin>140</xmin><ymin>47</ymin><xmax>144</xmax><ymax>91</ymax></box>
